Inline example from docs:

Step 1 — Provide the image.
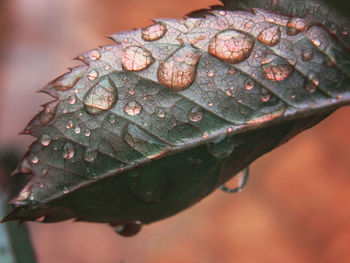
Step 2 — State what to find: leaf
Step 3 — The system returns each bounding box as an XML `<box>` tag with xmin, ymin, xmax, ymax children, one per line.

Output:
<box><xmin>2</xmin><ymin>0</ymin><xmax>350</xmax><ymax>234</ymax></box>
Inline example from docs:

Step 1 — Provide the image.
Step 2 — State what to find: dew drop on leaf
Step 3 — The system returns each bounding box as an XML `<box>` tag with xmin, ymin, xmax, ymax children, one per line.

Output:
<box><xmin>208</xmin><ymin>29</ymin><xmax>255</xmax><ymax>64</ymax></box>
<box><xmin>141</xmin><ymin>22</ymin><xmax>167</xmax><ymax>42</ymax></box>
<box><xmin>157</xmin><ymin>45</ymin><xmax>202</xmax><ymax>91</ymax></box>
<box><xmin>308</xmin><ymin>72</ymin><xmax>320</xmax><ymax>86</ymax></box>
<box><xmin>63</xmin><ymin>186</ymin><xmax>69</xmax><ymax>194</ymax></box>
<box><xmin>65</xmin><ymin>120</ymin><xmax>74</xmax><ymax>129</ymax></box>
<box><xmin>31</xmin><ymin>155</ymin><xmax>39</xmax><ymax>164</ymax></box>
<box><xmin>83</xmin><ymin>128</ymin><xmax>91</xmax><ymax>137</ymax></box>
<box><xmin>63</xmin><ymin>143</ymin><xmax>75</xmax><ymax>159</ymax></box>
<box><xmin>121</xmin><ymin>46</ymin><xmax>154</xmax><ymax>71</ymax></box>
<box><xmin>88</xmin><ymin>69</ymin><xmax>99</xmax><ymax>81</ymax></box>
<box><xmin>108</xmin><ymin>113</ymin><xmax>117</xmax><ymax>123</ymax></box>
<box><xmin>302</xmin><ymin>49</ymin><xmax>313</xmax><ymax>61</ymax></box>
<box><xmin>74</xmin><ymin>126</ymin><xmax>81</xmax><ymax>134</ymax></box>
<box><xmin>207</xmin><ymin>70</ymin><xmax>216</xmax><ymax>77</ymax></box>
<box><xmin>244</xmin><ymin>79</ymin><xmax>255</xmax><ymax>90</ymax></box>
<box><xmin>89</xmin><ymin>50</ymin><xmax>101</xmax><ymax>61</ymax></box>
<box><xmin>188</xmin><ymin>106</ymin><xmax>203</xmax><ymax>122</ymax></box>
<box><xmin>19</xmin><ymin>158</ymin><xmax>32</xmax><ymax>173</ymax></box>
<box><xmin>156</xmin><ymin>108</ymin><xmax>166</xmax><ymax>118</ymax></box>
<box><xmin>68</xmin><ymin>95</ymin><xmax>77</xmax><ymax>105</ymax></box>
<box><xmin>261</xmin><ymin>93</ymin><xmax>271</xmax><ymax>102</ymax></box>
<box><xmin>84</xmin><ymin>148</ymin><xmax>98</xmax><ymax>162</ymax></box>
<box><xmin>40</xmin><ymin>134</ymin><xmax>51</xmax><ymax>146</ymax></box>
<box><xmin>261</xmin><ymin>53</ymin><xmax>293</xmax><ymax>81</ymax></box>
<box><xmin>124</xmin><ymin>101</ymin><xmax>142</xmax><ymax>116</ymax></box>
<box><xmin>257</xmin><ymin>26</ymin><xmax>281</xmax><ymax>46</ymax></box>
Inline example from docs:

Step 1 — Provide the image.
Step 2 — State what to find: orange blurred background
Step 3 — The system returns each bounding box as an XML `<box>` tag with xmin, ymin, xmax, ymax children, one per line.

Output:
<box><xmin>1</xmin><ymin>0</ymin><xmax>350</xmax><ymax>262</ymax></box>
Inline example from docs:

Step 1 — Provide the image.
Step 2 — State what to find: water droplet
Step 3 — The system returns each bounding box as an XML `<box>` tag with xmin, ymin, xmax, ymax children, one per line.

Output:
<box><xmin>220</xmin><ymin>168</ymin><xmax>249</xmax><ymax>193</ymax></box>
<box><xmin>261</xmin><ymin>53</ymin><xmax>293</xmax><ymax>81</ymax></box>
<box><xmin>88</xmin><ymin>69</ymin><xmax>99</xmax><ymax>81</ymax></box>
<box><xmin>142</xmin><ymin>94</ymin><xmax>148</xmax><ymax>101</ymax></box>
<box><xmin>63</xmin><ymin>143</ymin><xmax>75</xmax><ymax>159</ymax></box>
<box><xmin>302</xmin><ymin>49</ymin><xmax>313</xmax><ymax>61</ymax></box>
<box><xmin>207</xmin><ymin>70</ymin><xmax>216</xmax><ymax>77</ymax></box>
<box><xmin>286</xmin><ymin>18</ymin><xmax>306</xmax><ymax>35</ymax></box>
<box><xmin>121</xmin><ymin>46</ymin><xmax>154</xmax><ymax>71</ymax></box>
<box><xmin>84</xmin><ymin>78</ymin><xmax>118</xmax><ymax>115</ymax></box>
<box><xmin>305</xmin><ymin>81</ymin><xmax>316</xmax><ymax>93</ymax></box>
<box><xmin>63</xmin><ymin>186</ymin><xmax>69</xmax><ymax>194</ymax></box>
<box><xmin>188</xmin><ymin>106</ymin><xmax>203</xmax><ymax>122</ymax></box>
<box><xmin>113</xmin><ymin>221</ymin><xmax>142</xmax><ymax>237</ymax></box>
<box><xmin>66</xmin><ymin>120</ymin><xmax>74</xmax><ymax>129</ymax></box>
<box><xmin>42</xmin><ymin>169</ymin><xmax>48</xmax><ymax>177</ymax></box>
<box><xmin>36</xmin><ymin>216</ymin><xmax>45</xmax><ymax>222</ymax></box>
<box><xmin>225</xmin><ymin>89</ymin><xmax>233</xmax><ymax>96</ymax></box>
<box><xmin>143</xmin><ymin>122</ymin><xmax>149</xmax><ymax>127</ymax></box>
<box><xmin>89</xmin><ymin>50</ymin><xmax>101</xmax><ymax>61</ymax></box>
<box><xmin>244</xmin><ymin>79</ymin><xmax>254</xmax><ymax>90</ymax></box>
<box><xmin>19</xmin><ymin>159</ymin><xmax>32</xmax><ymax>173</ymax></box>
<box><xmin>84</xmin><ymin>148</ymin><xmax>98</xmax><ymax>162</ymax></box>
<box><xmin>39</xmin><ymin>184</ymin><xmax>44</xmax><ymax>189</ymax></box>
<box><xmin>261</xmin><ymin>93</ymin><xmax>271</xmax><ymax>102</ymax></box>
<box><xmin>129</xmin><ymin>89</ymin><xmax>135</xmax><ymax>95</ymax></box>
<box><xmin>227</xmin><ymin>127</ymin><xmax>233</xmax><ymax>133</ymax></box>
<box><xmin>308</xmin><ymin>72</ymin><xmax>320</xmax><ymax>86</ymax></box>
<box><xmin>124</xmin><ymin>101</ymin><xmax>142</xmax><ymax>116</ymax></box>
<box><xmin>40</xmin><ymin>134</ymin><xmax>51</xmax><ymax>146</ymax></box>
<box><xmin>157</xmin><ymin>45</ymin><xmax>202</xmax><ymax>91</ymax></box>
<box><xmin>307</xmin><ymin>26</ymin><xmax>329</xmax><ymax>51</ymax></box>
<box><xmin>208</xmin><ymin>102</ymin><xmax>213</xmax><ymax>107</ymax></box>
<box><xmin>257</xmin><ymin>26</ymin><xmax>281</xmax><ymax>46</ymax></box>
<box><xmin>31</xmin><ymin>155</ymin><xmax>39</xmax><ymax>164</ymax></box>
<box><xmin>156</xmin><ymin>108</ymin><xmax>166</xmax><ymax>118</ymax></box>
<box><xmin>68</xmin><ymin>95</ymin><xmax>76</xmax><ymax>105</ymax></box>
<box><xmin>218</xmin><ymin>10</ymin><xmax>226</xmax><ymax>16</ymax></box>
<box><xmin>74</xmin><ymin>126</ymin><xmax>81</xmax><ymax>134</ymax></box>
<box><xmin>208</xmin><ymin>30</ymin><xmax>255</xmax><ymax>64</ymax></box>
<box><xmin>17</xmin><ymin>187</ymin><xmax>31</xmax><ymax>201</ymax></box>
<box><xmin>202</xmin><ymin>132</ymin><xmax>209</xmax><ymax>138</ymax></box>
<box><xmin>108</xmin><ymin>113</ymin><xmax>117</xmax><ymax>123</ymax></box>
<box><xmin>141</xmin><ymin>22</ymin><xmax>167</xmax><ymax>41</ymax></box>
<box><xmin>228</xmin><ymin>68</ymin><xmax>235</xmax><ymax>75</ymax></box>
<box><xmin>244</xmin><ymin>21</ymin><xmax>254</xmax><ymax>31</ymax></box>
<box><xmin>83</xmin><ymin>128</ymin><xmax>91</xmax><ymax>137</ymax></box>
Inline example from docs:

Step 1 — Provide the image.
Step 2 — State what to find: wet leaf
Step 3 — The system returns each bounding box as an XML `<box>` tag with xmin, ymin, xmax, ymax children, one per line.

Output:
<box><xmin>2</xmin><ymin>0</ymin><xmax>350</xmax><ymax>235</ymax></box>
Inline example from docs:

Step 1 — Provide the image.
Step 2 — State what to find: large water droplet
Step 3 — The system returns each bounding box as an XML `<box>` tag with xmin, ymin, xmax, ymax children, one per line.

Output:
<box><xmin>188</xmin><ymin>106</ymin><xmax>203</xmax><ymax>122</ymax></box>
<box><xmin>257</xmin><ymin>26</ymin><xmax>281</xmax><ymax>46</ymax></box>
<box><xmin>40</xmin><ymin>134</ymin><xmax>51</xmax><ymax>146</ymax></box>
<box><xmin>141</xmin><ymin>22</ymin><xmax>167</xmax><ymax>41</ymax></box>
<box><xmin>84</xmin><ymin>77</ymin><xmax>118</xmax><ymax>115</ymax></box>
<box><xmin>124</xmin><ymin>101</ymin><xmax>142</xmax><ymax>116</ymax></box>
<box><xmin>220</xmin><ymin>167</ymin><xmax>249</xmax><ymax>193</ymax></box>
<box><xmin>261</xmin><ymin>53</ymin><xmax>293</xmax><ymax>81</ymax></box>
<box><xmin>157</xmin><ymin>45</ymin><xmax>202</xmax><ymax>91</ymax></box>
<box><xmin>84</xmin><ymin>148</ymin><xmax>98</xmax><ymax>162</ymax></box>
<box><xmin>208</xmin><ymin>30</ymin><xmax>255</xmax><ymax>64</ymax></box>
<box><xmin>208</xmin><ymin>137</ymin><xmax>235</xmax><ymax>159</ymax></box>
<box><xmin>63</xmin><ymin>143</ymin><xmax>75</xmax><ymax>159</ymax></box>
<box><xmin>121</xmin><ymin>46</ymin><xmax>154</xmax><ymax>71</ymax></box>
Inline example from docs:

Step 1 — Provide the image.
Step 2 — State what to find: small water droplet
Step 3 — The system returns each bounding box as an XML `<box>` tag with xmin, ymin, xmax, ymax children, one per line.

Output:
<box><xmin>307</xmin><ymin>26</ymin><xmax>329</xmax><ymax>51</ymax></box>
<box><xmin>63</xmin><ymin>143</ymin><xmax>75</xmax><ymax>159</ymax></box>
<box><xmin>208</xmin><ymin>30</ymin><xmax>255</xmax><ymax>64</ymax></box>
<box><xmin>228</xmin><ymin>68</ymin><xmax>235</xmax><ymax>75</ymax></box>
<box><xmin>302</xmin><ymin>49</ymin><xmax>313</xmax><ymax>61</ymax></box>
<box><xmin>31</xmin><ymin>155</ymin><xmax>39</xmax><ymax>164</ymax></box>
<box><xmin>244</xmin><ymin>79</ymin><xmax>254</xmax><ymax>90</ymax></box>
<box><xmin>157</xmin><ymin>45</ymin><xmax>202</xmax><ymax>91</ymax></box>
<box><xmin>141</xmin><ymin>22</ymin><xmax>167</xmax><ymax>41</ymax></box>
<box><xmin>68</xmin><ymin>95</ymin><xmax>77</xmax><ymax>105</ymax></box>
<box><xmin>308</xmin><ymin>72</ymin><xmax>320</xmax><ymax>86</ymax></box>
<box><xmin>218</xmin><ymin>10</ymin><xmax>226</xmax><ymax>16</ymax></box>
<box><xmin>63</xmin><ymin>186</ymin><xmax>69</xmax><ymax>194</ymax></box>
<box><xmin>156</xmin><ymin>108</ymin><xmax>166</xmax><ymax>118</ymax></box>
<box><xmin>66</xmin><ymin>120</ymin><xmax>74</xmax><ymax>129</ymax></box>
<box><xmin>36</xmin><ymin>216</ymin><xmax>45</xmax><ymax>222</ymax></box>
<box><xmin>208</xmin><ymin>102</ymin><xmax>213</xmax><ymax>107</ymax></box>
<box><xmin>84</xmin><ymin>148</ymin><xmax>98</xmax><ymax>162</ymax></box>
<box><xmin>261</xmin><ymin>93</ymin><xmax>271</xmax><ymax>102</ymax></box>
<box><xmin>19</xmin><ymin>159</ymin><xmax>32</xmax><ymax>173</ymax></box>
<box><xmin>220</xmin><ymin>168</ymin><xmax>249</xmax><ymax>193</ymax></box>
<box><xmin>257</xmin><ymin>26</ymin><xmax>281</xmax><ymax>46</ymax></box>
<box><xmin>207</xmin><ymin>70</ymin><xmax>216</xmax><ymax>77</ymax></box>
<box><xmin>227</xmin><ymin>127</ymin><xmax>233</xmax><ymax>133</ymax></box>
<box><xmin>108</xmin><ymin>113</ymin><xmax>117</xmax><ymax>123</ymax></box>
<box><xmin>202</xmin><ymin>132</ymin><xmax>209</xmax><ymax>138</ymax></box>
<box><xmin>188</xmin><ymin>106</ymin><xmax>203</xmax><ymax>122</ymax></box>
<box><xmin>261</xmin><ymin>53</ymin><xmax>293</xmax><ymax>81</ymax></box>
<box><xmin>83</xmin><ymin>128</ymin><xmax>91</xmax><ymax>137</ymax></box>
<box><xmin>121</xmin><ymin>46</ymin><xmax>154</xmax><ymax>71</ymax></box>
<box><xmin>129</xmin><ymin>89</ymin><xmax>135</xmax><ymax>95</ymax></box>
<box><xmin>88</xmin><ymin>69</ymin><xmax>99</xmax><ymax>80</ymax></box>
<box><xmin>40</xmin><ymin>134</ymin><xmax>51</xmax><ymax>146</ymax></box>
<box><xmin>142</xmin><ymin>94</ymin><xmax>148</xmax><ymax>101</ymax></box>
<box><xmin>305</xmin><ymin>81</ymin><xmax>316</xmax><ymax>93</ymax></box>
<box><xmin>124</xmin><ymin>101</ymin><xmax>142</xmax><ymax>116</ymax></box>
<box><xmin>74</xmin><ymin>126</ymin><xmax>81</xmax><ymax>134</ymax></box>
<box><xmin>89</xmin><ymin>50</ymin><xmax>101</xmax><ymax>61</ymax></box>
<box><xmin>225</xmin><ymin>89</ymin><xmax>233</xmax><ymax>96</ymax></box>
<box><xmin>143</xmin><ymin>122</ymin><xmax>149</xmax><ymax>127</ymax></box>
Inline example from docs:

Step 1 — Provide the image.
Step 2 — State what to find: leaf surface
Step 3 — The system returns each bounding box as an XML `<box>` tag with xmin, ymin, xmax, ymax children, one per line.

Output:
<box><xmin>2</xmin><ymin>0</ymin><xmax>350</xmax><ymax>230</ymax></box>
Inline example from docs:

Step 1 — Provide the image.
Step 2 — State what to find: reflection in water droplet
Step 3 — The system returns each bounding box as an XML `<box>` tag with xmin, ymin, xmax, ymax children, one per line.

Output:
<box><xmin>124</xmin><ymin>101</ymin><xmax>142</xmax><ymax>116</ymax></box>
<box><xmin>68</xmin><ymin>95</ymin><xmax>77</xmax><ymax>105</ymax></box>
<box><xmin>89</xmin><ymin>50</ymin><xmax>101</xmax><ymax>61</ymax></box>
<box><xmin>88</xmin><ymin>69</ymin><xmax>99</xmax><ymax>81</ymax></box>
<box><xmin>84</xmin><ymin>78</ymin><xmax>118</xmax><ymax>115</ymax></box>
<box><xmin>66</xmin><ymin>120</ymin><xmax>74</xmax><ymax>129</ymax></box>
<box><xmin>208</xmin><ymin>102</ymin><xmax>213</xmax><ymax>107</ymax></box>
<box><xmin>141</xmin><ymin>22</ymin><xmax>167</xmax><ymax>41</ymax></box>
<box><xmin>218</xmin><ymin>10</ymin><xmax>226</xmax><ymax>16</ymax></box>
<box><xmin>121</xmin><ymin>46</ymin><xmax>154</xmax><ymax>71</ymax></box>
<box><xmin>257</xmin><ymin>26</ymin><xmax>281</xmax><ymax>46</ymax></box>
<box><xmin>227</xmin><ymin>127</ymin><xmax>233</xmax><ymax>133</ymax></box>
<box><xmin>40</xmin><ymin>134</ymin><xmax>51</xmax><ymax>146</ymax></box>
<box><xmin>74</xmin><ymin>126</ymin><xmax>81</xmax><ymax>134</ymax></box>
<box><xmin>39</xmin><ymin>184</ymin><xmax>44</xmax><ymax>189</ymax></box>
<box><xmin>157</xmin><ymin>45</ymin><xmax>202</xmax><ymax>91</ymax></box>
<box><xmin>208</xmin><ymin>30</ymin><xmax>255</xmax><ymax>64</ymax></box>
<box><xmin>108</xmin><ymin>113</ymin><xmax>117</xmax><ymax>123</ymax></box>
<box><xmin>302</xmin><ymin>49</ymin><xmax>313</xmax><ymax>61</ymax></box>
<box><xmin>63</xmin><ymin>143</ymin><xmax>75</xmax><ymax>159</ymax></box>
<box><xmin>31</xmin><ymin>155</ymin><xmax>39</xmax><ymax>164</ymax></box>
<box><xmin>207</xmin><ymin>70</ymin><xmax>216</xmax><ymax>77</ymax></box>
<box><xmin>261</xmin><ymin>53</ymin><xmax>293</xmax><ymax>81</ymax></box>
<box><xmin>84</xmin><ymin>148</ymin><xmax>98</xmax><ymax>162</ymax></box>
<box><xmin>156</xmin><ymin>108</ymin><xmax>166</xmax><ymax>118</ymax></box>
<box><xmin>220</xmin><ymin>167</ymin><xmax>249</xmax><ymax>193</ymax></box>
<box><xmin>244</xmin><ymin>79</ymin><xmax>254</xmax><ymax>90</ymax></box>
<box><xmin>188</xmin><ymin>106</ymin><xmax>203</xmax><ymax>122</ymax></box>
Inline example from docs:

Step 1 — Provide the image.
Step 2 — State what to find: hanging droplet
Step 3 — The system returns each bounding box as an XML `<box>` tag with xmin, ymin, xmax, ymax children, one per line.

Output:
<box><xmin>220</xmin><ymin>167</ymin><xmax>249</xmax><ymax>193</ymax></box>
<box><xmin>63</xmin><ymin>143</ymin><xmax>75</xmax><ymax>159</ymax></box>
<box><xmin>113</xmin><ymin>221</ymin><xmax>142</xmax><ymax>237</ymax></box>
<box><xmin>31</xmin><ymin>155</ymin><xmax>39</xmax><ymax>164</ymax></box>
<box><xmin>40</xmin><ymin>134</ymin><xmax>51</xmax><ymax>146</ymax></box>
<box><xmin>108</xmin><ymin>113</ymin><xmax>117</xmax><ymax>123</ymax></box>
<box><xmin>68</xmin><ymin>95</ymin><xmax>77</xmax><ymax>105</ymax></box>
<box><xmin>141</xmin><ymin>22</ymin><xmax>167</xmax><ymax>41</ymax></box>
<box><xmin>302</xmin><ymin>49</ymin><xmax>313</xmax><ymax>61</ymax></box>
<box><xmin>188</xmin><ymin>106</ymin><xmax>203</xmax><ymax>122</ymax></box>
<box><xmin>83</xmin><ymin>128</ymin><xmax>91</xmax><ymax>137</ymax></box>
<box><xmin>87</xmin><ymin>69</ymin><xmax>99</xmax><ymax>81</ymax></box>
<box><xmin>208</xmin><ymin>30</ymin><xmax>255</xmax><ymax>64</ymax></box>
<box><xmin>89</xmin><ymin>50</ymin><xmax>101</xmax><ymax>61</ymax></box>
<box><xmin>84</xmin><ymin>148</ymin><xmax>98</xmax><ymax>162</ymax></box>
<box><xmin>17</xmin><ymin>187</ymin><xmax>31</xmax><ymax>201</ymax></box>
<box><xmin>66</xmin><ymin>120</ymin><xmax>74</xmax><ymax>129</ymax></box>
<box><xmin>84</xmin><ymin>77</ymin><xmax>118</xmax><ymax>115</ymax></box>
<box><xmin>124</xmin><ymin>101</ymin><xmax>142</xmax><ymax>116</ymax></box>
<box><xmin>257</xmin><ymin>26</ymin><xmax>281</xmax><ymax>46</ymax></box>
<box><xmin>261</xmin><ymin>53</ymin><xmax>293</xmax><ymax>81</ymax></box>
<box><xmin>244</xmin><ymin>79</ymin><xmax>254</xmax><ymax>90</ymax></box>
<box><xmin>207</xmin><ymin>70</ymin><xmax>216</xmax><ymax>77</ymax></box>
<box><xmin>74</xmin><ymin>126</ymin><xmax>81</xmax><ymax>134</ymax></box>
<box><xmin>156</xmin><ymin>108</ymin><xmax>166</xmax><ymax>118</ymax></box>
<box><xmin>157</xmin><ymin>45</ymin><xmax>202</xmax><ymax>91</ymax></box>
<box><xmin>121</xmin><ymin>46</ymin><xmax>154</xmax><ymax>71</ymax></box>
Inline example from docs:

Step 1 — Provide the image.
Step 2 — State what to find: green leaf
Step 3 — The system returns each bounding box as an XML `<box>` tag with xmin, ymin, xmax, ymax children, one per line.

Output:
<box><xmin>2</xmin><ymin>0</ymin><xmax>350</xmax><ymax>234</ymax></box>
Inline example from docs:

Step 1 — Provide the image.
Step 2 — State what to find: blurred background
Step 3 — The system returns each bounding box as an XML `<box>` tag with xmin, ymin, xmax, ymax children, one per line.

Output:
<box><xmin>0</xmin><ymin>0</ymin><xmax>350</xmax><ymax>262</ymax></box>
